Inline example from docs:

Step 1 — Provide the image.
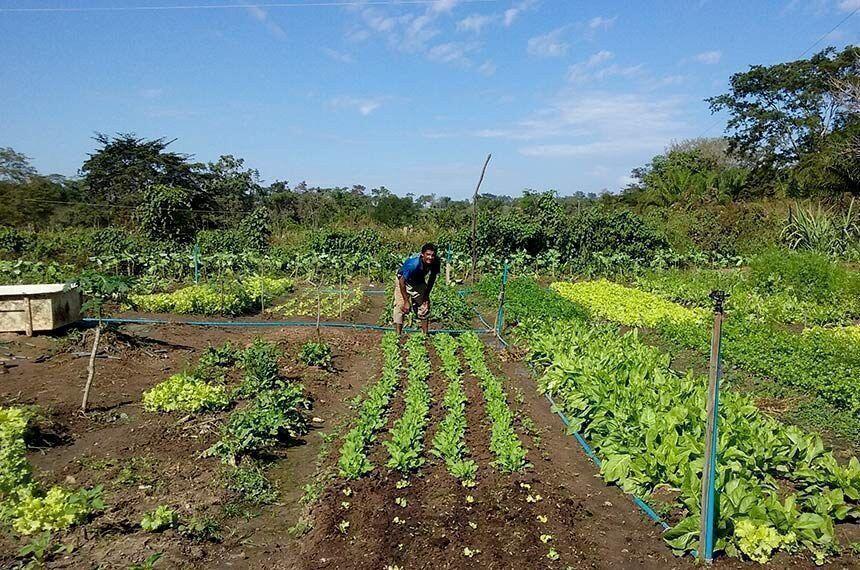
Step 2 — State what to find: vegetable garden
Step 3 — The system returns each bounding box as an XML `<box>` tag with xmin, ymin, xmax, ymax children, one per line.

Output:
<box><xmin>2</xmin><ymin>224</ymin><xmax>860</xmax><ymax>568</ymax></box>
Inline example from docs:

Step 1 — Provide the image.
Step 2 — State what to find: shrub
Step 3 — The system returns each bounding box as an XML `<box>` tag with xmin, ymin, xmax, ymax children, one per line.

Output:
<box><xmin>298</xmin><ymin>341</ymin><xmax>332</xmax><ymax>368</ymax></box>
<box><xmin>748</xmin><ymin>249</ymin><xmax>857</xmax><ymax>302</ymax></box>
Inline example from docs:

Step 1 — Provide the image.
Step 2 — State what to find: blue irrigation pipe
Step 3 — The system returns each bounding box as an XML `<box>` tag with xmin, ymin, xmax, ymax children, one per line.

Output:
<box><xmin>82</xmin><ymin>317</ymin><xmax>491</xmax><ymax>336</ymax></box>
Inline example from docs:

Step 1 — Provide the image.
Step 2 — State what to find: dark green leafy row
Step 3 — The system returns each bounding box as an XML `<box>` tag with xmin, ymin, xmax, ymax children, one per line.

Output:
<box><xmin>521</xmin><ymin>318</ymin><xmax>860</xmax><ymax>563</ymax></box>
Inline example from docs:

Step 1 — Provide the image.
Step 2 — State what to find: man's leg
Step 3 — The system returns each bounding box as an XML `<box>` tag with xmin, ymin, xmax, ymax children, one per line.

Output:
<box><xmin>414</xmin><ymin>284</ymin><xmax>430</xmax><ymax>335</ymax></box>
<box><xmin>393</xmin><ymin>277</ymin><xmax>405</xmax><ymax>335</ymax></box>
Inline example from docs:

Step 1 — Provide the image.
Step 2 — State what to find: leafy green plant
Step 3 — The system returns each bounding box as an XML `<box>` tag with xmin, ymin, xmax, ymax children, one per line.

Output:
<box><xmin>129</xmin><ymin>275</ymin><xmax>293</xmax><ymax>316</ymax></box>
<box><xmin>140</xmin><ymin>505</ymin><xmax>177</xmax><ymax>532</ymax></box>
<box><xmin>383</xmin><ymin>334</ymin><xmax>432</xmax><ymax>473</ymax></box>
<box><xmin>430</xmin><ymin>334</ymin><xmax>477</xmax><ymax>482</ymax></box>
<box><xmin>210</xmin><ymin>384</ymin><xmax>308</xmax><ymax>464</ymax></box>
<box><xmin>142</xmin><ymin>372</ymin><xmax>230</xmax><ymax>413</ymax></box>
<box><xmin>553</xmin><ymin>279</ymin><xmax>860</xmax><ymax>413</ymax></box>
<box><xmin>298</xmin><ymin>341</ymin><xmax>332</xmax><ymax>369</ymax></box>
<box><xmin>338</xmin><ymin>333</ymin><xmax>401</xmax><ymax>479</ymax></box>
<box><xmin>0</xmin><ymin>407</ymin><xmax>104</xmax><ymax>535</ymax></box>
<box><xmin>209</xmin><ymin>340</ymin><xmax>309</xmax><ymax>464</ymax></box>
<box><xmin>178</xmin><ymin>515</ymin><xmax>221</xmax><ymax>542</ymax></box>
<box><xmin>522</xmin><ymin>317</ymin><xmax>860</xmax><ymax>563</ymax></box>
<box><xmin>129</xmin><ymin>552</ymin><xmax>163</xmax><ymax>570</ymax></box>
<box><xmin>459</xmin><ymin>332</ymin><xmax>528</xmax><ymax>473</ymax></box>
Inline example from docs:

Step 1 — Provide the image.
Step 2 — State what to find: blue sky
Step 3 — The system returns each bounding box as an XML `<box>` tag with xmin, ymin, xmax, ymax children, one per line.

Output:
<box><xmin>1</xmin><ymin>0</ymin><xmax>858</xmax><ymax>199</ymax></box>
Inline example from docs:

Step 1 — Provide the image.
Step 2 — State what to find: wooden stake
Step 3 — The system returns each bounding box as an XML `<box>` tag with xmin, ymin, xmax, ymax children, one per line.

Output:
<box><xmin>316</xmin><ymin>287</ymin><xmax>322</xmax><ymax>342</ymax></box>
<box><xmin>81</xmin><ymin>325</ymin><xmax>102</xmax><ymax>413</ymax></box>
<box><xmin>471</xmin><ymin>154</ymin><xmax>492</xmax><ymax>283</ymax></box>
<box><xmin>23</xmin><ymin>296</ymin><xmax>33</xmax><ymax>337</ymax></box>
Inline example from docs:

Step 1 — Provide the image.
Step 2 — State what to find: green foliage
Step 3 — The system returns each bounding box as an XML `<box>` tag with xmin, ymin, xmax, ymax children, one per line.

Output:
<box><xmin>135</xmin><ymin>184</ymin><xmax>195</xmax><ymax>242</ymax></box>
<box><xmin>81</xmin><ymin>133</ymin><xmax>203</xmax><ymax>221</ymax></box>
<box><xmin>707</xmin><ymin>46</ymin><xmax>860</xmax><ymax>175</ymax></box>
<box><xmin>459</xmin><ymin>332</ymin><xmax>528</xmax><ymax>472</ymax></box>
<box><xmin>225</xmin><ymin>462</ymin><xmax>278</xmax><ymax>506</ymax></box>
<box><xmin>178</xmin><ymin>515</ymin><xmax>221</xmax><ymax>542</ymax></box>
<box><xmin>783</xmin><ymin>200</ymin><xmax>859</xmax><ymax>255</ymax></box>
<box><xmin>475</xmin><ymin>275</ymin><xmax>585</xmax><ymax>325</ymax></box>
<box><xmin>0</xmin><ymin>407</ymin><xmax>104</xmax><ymax>535</ymax></box>
<box><xmin>270</xmin><ymin>287</ymin><xmax>364</xmax><ymax>318</ymax></box>
<box><xmin>210</xmin><ymin>340</ymin><xmax>308</xmax><ymax>464</ymax></box>
<box><xmin>298</xmin><ymin>341</ymin><xmax>332</xmax><ymax>368</ymax></box>
<box><xmin>211</xmin><ymin>383</ymin><xmax>308</xmax><ymax>464</ymax></box>
<box><xmin>129</xmin><ymin>276</ymin><xmax>293</xmax><ymax>316</ymax></box>
<box><xmin>338</xmin><ymin>332</ymin><xmax>401</xmax><ymax>479</ymax></box>
<box><xmin>237</xmin><ymin>339</ymin><xmax>283</xmax><ymax>396</ymax></box>
<box><xmin>431</xmin><ymin>334</ymin><xmax>477</xmax><ymax>482</ymax></box>
<box><xmin>383</xmin><ymin>334</ymin><xmax>432</xmax><ymax>473</ymax></box>
<box><xmin>748</xmin><ymin>248</ymin><xmax>858</xmax><ymax>302</ymax></box>
<box><xmin>522</xmin><ymin>318</ymin><xmax>860</xmax><ymax>563</ymax></box>
<box><xmin>142</xmin><ymin>372</ymin><xmax>230</xmax><ymax>413</ymax></box>
<box><xmin>140</xmin><ymin>505</ymin><xmax>178</xmax><ymax>532</ymax></box>
<box><xmin>554</xmin><ymin>279</ymin><xmax>860</xmax><ymax>413</ymax></box>
<box><xmin>128</xmin><ymin>553</ymin><xmax>163</xmax><ymax>570</ymax></box>
<box><xmin>196</xmin><ymin>342</ymin><xmax>239</xmax><ymax>378</ymax></box>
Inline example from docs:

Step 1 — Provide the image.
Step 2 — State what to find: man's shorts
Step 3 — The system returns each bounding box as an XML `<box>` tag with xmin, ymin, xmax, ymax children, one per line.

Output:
<box><xmin>393</xmin><ymin>278</ymin><xmax>429</xmax><ymax>325</ymax></box>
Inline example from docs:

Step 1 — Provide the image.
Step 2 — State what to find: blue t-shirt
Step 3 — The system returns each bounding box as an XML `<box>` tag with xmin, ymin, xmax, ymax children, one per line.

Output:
<box><xmin>397</xmin><ymin>255</ymin><xmax>439</xmax><ymax>287</ymax></box>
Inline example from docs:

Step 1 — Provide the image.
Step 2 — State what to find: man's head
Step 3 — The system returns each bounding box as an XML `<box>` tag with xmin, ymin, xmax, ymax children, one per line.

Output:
<box><xmin>420</xmin><ymin>243</ymin><xmax>437</xmax><ymax>266</ymax></box>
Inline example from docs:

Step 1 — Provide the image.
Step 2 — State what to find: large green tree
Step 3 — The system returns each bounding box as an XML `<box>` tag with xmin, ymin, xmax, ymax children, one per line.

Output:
<box><xmin>80</xmin><ymin>133</ymin><xmax>203</xmax><ymax>210</ymax></box>
<box><xmin>708</xmin><ymin>46</ymin><xmax>860</xmax><ymax>173</ymax></box>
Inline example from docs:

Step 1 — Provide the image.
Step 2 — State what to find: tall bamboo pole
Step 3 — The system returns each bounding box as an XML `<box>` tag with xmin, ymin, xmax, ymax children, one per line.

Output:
<box><xmin>471</xmin><ymin>154</ymin><xmax>492</xmax><ymax>282</ymax></box>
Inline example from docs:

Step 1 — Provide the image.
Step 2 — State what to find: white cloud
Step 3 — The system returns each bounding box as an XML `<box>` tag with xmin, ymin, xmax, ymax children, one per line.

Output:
<box><xmin>839</xmin><ymin>0</ymin><xmax>860</xmax><ymax>11</ymax></box>
<box><xmin>478</xmin><ymin>60</ymin><xmax>497</xmax><ymax>76</ymax></box>
<box><xmin>692</xmin><ymin>50</ymin><xmax>722</xmax><ymax>64</ymax></box>
<box><xmin>322</xmin><ymin>48</ymin><xmax>353</xmax><ymax>63</ymax></box>
<box><xmin>328</xmin><ymin>96</ymin><xmax>387</xmax><ymax>116</ymax></box>
<box><xmin>587</xmin><ymin>50</ymin><xmax>614</xmax><ymax>66</ymax></box>
<box><xmin>473</xmin><ymin>91</ymin><xmax>688</xmax><ymax>162</ymax></box>
<box><xmin>527</xmin><ymin>27</ymin><xmax>570</xmax><ymax>57</ymax></box>
<box><xmin>457</xmin><ymin>13</ymin><xmax>494</xmax><ymax>33</ymax></box>
<box><xmin>427</xmin><ymin>41</ymin><xmax>479</xmax><ymax>65</ymax></box>
<box><xmin>588</xmin><ymin>15</ymin><xmax>617</xmax><ymax>30</ymax></box>
<box><xmin>504</xmin><ymin>0</ymin><xmax>537</xmax><ymax>27</ymax></box>
<box><xmin>566</xmin><ymin>51</ymin><xmax>643</xmax><ymax>84</ymax></box>
<box><xmin>245</xmin><ymin>5</ymin><xmax>286</xmax><ymax>39</ymax></box>
<box><xmin>431</xmin><ymin>0</ymin><xmax>461</xmax><ymax>13</ymax></box>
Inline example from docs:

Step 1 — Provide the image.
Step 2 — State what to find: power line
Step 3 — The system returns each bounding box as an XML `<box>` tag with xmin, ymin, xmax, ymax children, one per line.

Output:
<box><xmin>798</xmin><ymin>6</ymin><xmax>859</xmax><ymax>58</ymax></box>
<box><xmin>0</xmin><ymin>0</ymin><xmax>497</xmax><ymax>13</ymax></box>
<box><xmin>23</xmin><ymin>198</ymin><xmax>256</xmax><ymax>216</ymax></box>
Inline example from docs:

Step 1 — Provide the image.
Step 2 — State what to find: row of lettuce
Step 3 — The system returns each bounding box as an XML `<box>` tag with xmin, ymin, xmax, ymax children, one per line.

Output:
<box><xmin>338</xmin><ymin>332</ymin><xmax>527</xmax><ymax>482</ymax></box>
<box><xmin>477</xmin><ymin>275</ymin><xmax>859</xmax><ymax>563</ymax></box>
<box><xmin>551</xmin><ymin>280</ymin><xmax>860</xmax><ymax>416</ymax></box>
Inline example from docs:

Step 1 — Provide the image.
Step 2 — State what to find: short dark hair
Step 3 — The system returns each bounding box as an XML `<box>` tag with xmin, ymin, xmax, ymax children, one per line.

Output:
<box><xmin>421</xmin><ymin>242</ymin><xmax>437</xmax><ymax>254</ymax></box>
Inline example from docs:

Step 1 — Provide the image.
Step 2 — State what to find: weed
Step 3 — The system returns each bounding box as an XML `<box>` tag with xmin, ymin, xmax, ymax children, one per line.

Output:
<box><xmin>225</xmin><ymin>462</ymin><xmax>278</xmax><ymax>506</ymax></box>
<box><xmin>128</xmin><ymin>552</ymin><xmax>163</xmax><ymax>570</ymax></box>
<box><xmin>140</xmin><ymin>506</ymin><xmax>177</xmax><ymax>532</ymax></box>
<box><xmin>179</xmin><ymin>515</ymin><xmax>221</xmax><ymax>543</ymax></box>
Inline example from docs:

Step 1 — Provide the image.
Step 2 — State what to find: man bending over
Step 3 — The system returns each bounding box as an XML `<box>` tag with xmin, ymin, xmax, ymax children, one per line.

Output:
<box><xmin>394</xmin><ymin>243</ymin><xmax>440</xmax><ymax>335</ymax></box>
